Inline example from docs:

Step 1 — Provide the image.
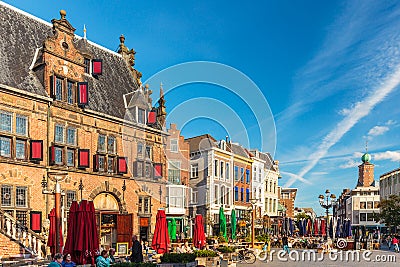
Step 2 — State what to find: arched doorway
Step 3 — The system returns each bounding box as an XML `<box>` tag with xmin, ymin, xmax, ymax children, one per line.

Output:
<box><xmin>93</xmin><ymin>193</ymin><xmax>132</xmax><ymax>250</ymax></box>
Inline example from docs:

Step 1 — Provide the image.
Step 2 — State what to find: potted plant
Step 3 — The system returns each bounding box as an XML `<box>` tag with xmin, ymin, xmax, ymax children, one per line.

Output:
<box><xmin>193</xmin><ymin>250</ymin><xmax>219</xmax><ymax>267</ymax></box>
<box><xmin>158</xmin><ymin>253</ymin><xmax>196</xmax><ymax>267</ymax></box>
<box><xmin>216</xmin><ymin>246</ymin><xmax>236</xmax><ymax>260</ymax></box>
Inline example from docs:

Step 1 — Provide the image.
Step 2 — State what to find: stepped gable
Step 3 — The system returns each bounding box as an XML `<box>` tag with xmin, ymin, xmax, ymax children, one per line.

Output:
<box><xmin>0</xmin><ymin>3</ymin><xmax>139</xmax><ymax>119</ymax></box>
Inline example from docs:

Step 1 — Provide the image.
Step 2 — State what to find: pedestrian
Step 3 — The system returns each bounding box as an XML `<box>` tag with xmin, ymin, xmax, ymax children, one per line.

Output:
<box><xmin>48</xmin><ymin>253</ymin><xmax>63</xmax><ymax>267</ymax></box>
<box><xmin>282</xmin><ymin>235</ymin><xmax>290</xmax><ymax>253</ymax></box>
<box><xmin>130</xmin><ymin>235</ymin><xmax>144</xmax><ymax>263</ymax></box>
<box><xmin>96</xmin><ymin>250</ymin><xmax>111</xmax><ymax>267</ymax></box>
<box><xmin>392</xmin><ymin>236</ymin><xmax>399</xmax><ymax>252</ymax></box>
<box><xmin>61</xmin><ymin>254</ymin><xmax>76</xmax><ymax>267</ymax></box>
<box><xmin>387</xmin><ymin>235</ymin><xmax>392</xmax><ymax>250</ymax></box>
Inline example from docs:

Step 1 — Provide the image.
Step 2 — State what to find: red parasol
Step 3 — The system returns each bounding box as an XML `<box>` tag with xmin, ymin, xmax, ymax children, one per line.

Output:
<box><xmin>152</xmin><ymin>209</ymin><xmax>170</xmax><ymax>254</ymax></box>
<box><xmin>321</xmin><ymin>219</ymin><xmax>326</xmax><ymax>236</ymax></box>
<box><xmin>75</xmin><ymin>200</ymin><xmax>99</xmax><ymax>265</ymax></box>
<box><xmin>313</xmin><ymin>219</ymin><xmax>319</xmax><ymax>236</ymax></box>
<box><xmin>63</xmin><ymin>201</ymin><xmax>78</xmax><ymax>261</ymax></box>
<box><xmin>193</xmin><ymin>214</ymin><xmax>206</xmax><ymax>249</ymax></box>
<box><xmin>47</xmin><ymin>208</ymin><xmax>63</xmax><ymax>257</ymax></box>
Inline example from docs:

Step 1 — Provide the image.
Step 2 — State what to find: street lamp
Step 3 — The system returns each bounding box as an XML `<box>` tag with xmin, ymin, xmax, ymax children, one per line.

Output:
<box><xmin>249</xmin><ymin>198</ymin><xmax>259</xmax><ymax>248</ymax></box>
<box><xmin>41</xmin><ymin>171</ymin><xmax>68</xmax><ymax>254</ymax></box>
<box><xmin>318</xmin><ymin>189</ymin><xmax>336</xmax><ymax>241</ymax></box>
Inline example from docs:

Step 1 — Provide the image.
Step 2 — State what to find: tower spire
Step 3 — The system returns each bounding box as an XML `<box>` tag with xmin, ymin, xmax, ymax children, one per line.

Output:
<box><xmin>83</xmin><ymin>24</ymin><xmax>87</xmax><ymax>39</ymax></box>
<box><xmin>365</xmin><ymin>140</ymin><xmax>368</xmax><ymax>153</ymax></box>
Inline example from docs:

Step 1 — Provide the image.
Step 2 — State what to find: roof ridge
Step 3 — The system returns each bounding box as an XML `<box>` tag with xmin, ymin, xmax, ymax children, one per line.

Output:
<box><xmin>0</xmin><ymin>1</ymin><xmax>122</xmax><ymax>58</ymax></box>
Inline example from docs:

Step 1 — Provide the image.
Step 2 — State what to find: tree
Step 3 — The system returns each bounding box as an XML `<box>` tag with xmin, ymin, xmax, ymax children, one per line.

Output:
<box><xmin>295</xmin><ymin>212</ymin><xmax>310</xmax><ymax>222</ymax></box>
<box><xmin>374</xmin><ymin>195</ymin><xmax>400</xmax><ymax>233</ymax></box>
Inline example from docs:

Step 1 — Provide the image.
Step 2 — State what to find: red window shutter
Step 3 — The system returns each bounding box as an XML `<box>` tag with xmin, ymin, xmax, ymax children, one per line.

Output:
<box><xmin>30</xmin><ymin>140</ymin><xmax>43</xmax><ymax>161</ymax></box>
<box><xmin>92</xmin><ymin>59</ymin><xmax>103</xmax><ymax>75</ymax></box>
<box><xmin>117</xmin><ymin>157</ymin><xmax>127</xmax><ymax>174</ymax></box>
<box><xmin>93</xmin><ymin>154</ymin><xmax>99</xmax><ymax>172</ymax></box>
<box><xmin>154</xmin><ymin>163</ymin><xmax>162</xmax><ymax>177</ymax></box>
<box><xmin>78</xmin><ymin>149</ymin><xmax>90</xmax><ymax>168</ymax></box>
<box><xmin>49</xmin><ymin>146</ymin><xmax>55</xmax><ymax>165</ymax></box>
<box><xmin>30</xmin><ymin>211</ymin><xmax>42</xmax><ymax>233</ymax></box>
<box><xmin>78</xmin><ymin>82</ymin><xmax>88</xmax><ymax>106</ymax></box>
<box><xmin>147</xmin><ymin>111</ymin><xmax>156</xmax><ymax>124</ymax></box>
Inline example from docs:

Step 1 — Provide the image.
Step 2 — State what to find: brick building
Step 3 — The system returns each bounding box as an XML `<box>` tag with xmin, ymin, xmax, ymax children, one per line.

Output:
<box><xmin>165</xmin><ymin>123</ymin><xmax>190</xmax><ymax>239</ymax></box>
<box><xmin>0</xmin><ymin>3</ymin><xmax>169</xmax><ymax>257</ymax></box>
<box><xmin>279</xmin><ymin>188</ymin><xmax>297</xmax><ymax>219</ymax></box>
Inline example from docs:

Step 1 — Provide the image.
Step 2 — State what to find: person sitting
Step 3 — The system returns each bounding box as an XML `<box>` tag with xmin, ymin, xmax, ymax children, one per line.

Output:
<box><xmin>48</xmin><ymin>253</ymin><xmax>63</xmax><ymax>267</ymax></box>
<box><xmin>96</xmin><ymin>250</ymin><xmax>111</xmax><ymax>267</ymax></box>
<box><xmin>109</xmin><ymin>248</ymin><xmax>117</xmax><ymax>263</ymax></box>
<box><xmin>181</xmin><ymin>242</ymin><xmax>193</xmax><ymax>253</ymax></box>
<box><xmin>61</xmin><ymin>254</ymin><xmax>76</xmax><ymax>267</ymax></box>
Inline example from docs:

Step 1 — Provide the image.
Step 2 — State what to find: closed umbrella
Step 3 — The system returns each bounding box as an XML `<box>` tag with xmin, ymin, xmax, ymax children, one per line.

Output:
<box><xmin>63</xmin><ymin>201</ymin><xmax>79</xmax><ymax>262</ymax></box>
<box><xmin>314</xmin><ymin>219</ymin><xmax>319</xmax><ymax>236</ymax></box>
<box><xmin>302</xmin><ymin>219</ymin><xmax>307</xmax><ymax>236</ymax></box>
<box><xmin>193</xmin><ymin>214</ymin><xmax>206</xmax><ymax>249</ymax></box>
<box><xmin>321</xmin><ymin>219</ymin><xmax>326</xmax><ymax>237</ymax></box>
<box><xmin>47</xmin><ymin>208</ymin><xmax>63</xmax><ymax>257</ymax></box>
<box><xmin>307</xmin><ymin>219</ymin><xmax>312</xmax><ymax>236</ymax></box>
<box><xmin>168</xmin><ymin>218</ymin><xmax>177</xmax><ymax>241</ymax></box>
<box><xmin>152</xmin><ymin>209</ymin><xmax>170</xmax><ymax>254</ymax></box>
<box><xmin>219</xmin><ymin>206</ymin><xmax>227</xmax><ymax>240</ymax></box>
<box><xmin>336</xmin><ymin>218</ymin><xmax>341</xmax><ymax>238</ymax></box>
<box><xmin>231</xmin><ymin>209</ymin><xmax>237</xmax><ymax>240</ymax></box>
<box><xmin>347</xmin><ymin>220</ymin><xmax>352</xmax><ymax>237</ymax></box>
<box><xmin>298</xmin><ymin>220</ymin><xmax>303</xmax><ymax>236</ymax></box>
<box><xmin>75</xmin><ymin>200</ymin><xmax>99</xmax><ymax>265</ymax></box>
<box><xmin>289</xmin><ymin>218</ymin><xmax>294</xmax><ymax>236</ymax></box>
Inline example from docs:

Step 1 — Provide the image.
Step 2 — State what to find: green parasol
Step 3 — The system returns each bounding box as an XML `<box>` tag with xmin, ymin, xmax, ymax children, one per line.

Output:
<box><xmin>219</xmin><ymin>206</ymin><xmax>227</xmax><ymax>240</ymax></box>
<box><xmin>231</xmin><ymin>209</ymin><xmax>237</xmax><ymax>240</ymax></box>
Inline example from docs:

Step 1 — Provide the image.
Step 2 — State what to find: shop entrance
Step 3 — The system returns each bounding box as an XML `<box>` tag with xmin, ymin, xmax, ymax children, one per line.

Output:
<box><xmin>93</xmin><ymin>193</ymin><xmax>133</xmax><ymax>249</ymax></box>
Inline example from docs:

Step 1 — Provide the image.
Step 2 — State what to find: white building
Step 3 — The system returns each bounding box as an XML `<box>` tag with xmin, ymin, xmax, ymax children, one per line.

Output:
<box><xmin>379</xmin><ymin>168</ymin><xmax>400</xmax><ymax>199</ymax></box>
<box><xmin>338</xmin><ymin>152</ymin><xmax>381</xmax><ymax>229</ymax></box>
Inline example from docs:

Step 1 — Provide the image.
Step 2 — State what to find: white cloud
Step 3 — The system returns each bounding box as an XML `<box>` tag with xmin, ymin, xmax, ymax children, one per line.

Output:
<box><xmin>339</xmin><ymin>159</ymin><xmax>359</xmax><ymax>169</ymax></box>
<box><xmin>368</xmin><ymin>125</ymin><xmax>389</xmax><ymax>136</ymax></box>
<box><xmin>280</xmin><ymin>171</ymin><xmax>312</xmax><ymax>185</ymax></box>
<box><xmin>373</xmin><ymin>151</ymin><xmax>400</xmax><ymax>162</ymax></box>
<box><xmin>386</xmin><ymin>120</ymin><xmax>396</xmax><ymax>125</ymax></box>
<box><xmin>285</xmin><ymin>64</ymin><xmax>400</xmax><ymax>187</ymax></box>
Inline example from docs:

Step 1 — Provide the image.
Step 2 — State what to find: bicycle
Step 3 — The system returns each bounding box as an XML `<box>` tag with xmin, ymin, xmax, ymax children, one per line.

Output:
<box><xmin>236</xmin><ymin>247</ymin><xmax>256</xmax><ymax>264</ymax></box>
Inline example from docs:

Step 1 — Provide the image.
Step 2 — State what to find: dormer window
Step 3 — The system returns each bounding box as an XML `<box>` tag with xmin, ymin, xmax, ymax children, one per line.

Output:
<box><xmin>84</xmin><ymin>58</ymin><xmax>90</xmax><ymax>74</ymax></box>
<box><xmin>51</xmin><ymin>76</ymin><xmax>87</xmax><ymax>106</ymax></box>
<box><xmin>138</xmin><ymin>108</ymin><xmax>145</xmax><ymax>124</ymax></box>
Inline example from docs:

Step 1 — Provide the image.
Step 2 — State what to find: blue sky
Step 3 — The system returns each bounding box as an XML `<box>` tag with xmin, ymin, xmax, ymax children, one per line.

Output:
<box><xmin>3</xmin><ymin>0</ymin><xmax>400</xmax><ymax>215</ymax></box>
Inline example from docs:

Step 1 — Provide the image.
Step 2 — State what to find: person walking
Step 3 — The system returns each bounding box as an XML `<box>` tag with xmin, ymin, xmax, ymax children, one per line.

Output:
<box><xmin>387</xmin><ymin>235</ymin><xmax>392</xmax><ymax>250</ymax></box>
<box><xmin>130</xmin><ymin>235</ymin><xmax>144</xmax><ymax>263</ymax></box>
<box><xmin>392</xmin><ymin>236</ymin><xmax>399</xmax><ymax>252</ymax></box>
<box><xmin>96</xmin><ymin>250</ymin><xmax>111</xmax><ymax>267</ymax></box>
<box><xmin>282</xmin><ymin>235</ymin><xmax>290</xmax><ymax>253</ymax></box>
<box><xmin>48</xmin><ymin>253</ymin><xmax>63</xmax><ymax>267</ymax></box>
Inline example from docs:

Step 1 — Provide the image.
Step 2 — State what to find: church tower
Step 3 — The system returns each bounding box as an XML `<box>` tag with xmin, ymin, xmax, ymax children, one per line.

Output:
<box><xmin>357</xmin><ymin>152</ymin><xmax>374</xmax><ymax>187</ymax></box>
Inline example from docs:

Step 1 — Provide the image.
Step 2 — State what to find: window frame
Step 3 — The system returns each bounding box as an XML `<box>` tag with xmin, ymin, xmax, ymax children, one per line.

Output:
<box><xmin>170</xmin><ymin>139</ymin><xmax>178</xmax><ymax>152</ymax></box>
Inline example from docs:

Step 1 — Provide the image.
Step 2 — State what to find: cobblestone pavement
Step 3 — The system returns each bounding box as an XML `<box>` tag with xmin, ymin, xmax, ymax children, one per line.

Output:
<box><xmin>236</xmin><ymin>249</ymin><xmax>400</xmax><ymax>267</ymax></box>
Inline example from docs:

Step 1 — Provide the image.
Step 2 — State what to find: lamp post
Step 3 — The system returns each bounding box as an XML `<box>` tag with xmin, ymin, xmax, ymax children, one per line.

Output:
<box><xmin>41</xmin><ymin>171</ymin><xmax>68</xmax><ymax>254</ymax></box>
<box><xmin>318</xmin><ymin>189</ymin><xmax>336</xmax><ymax>241</ymax></box>
<box><xmin>249</xmin><ymin>198</ymin><xmax>259</xmax><ymax>248</ymax></box>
